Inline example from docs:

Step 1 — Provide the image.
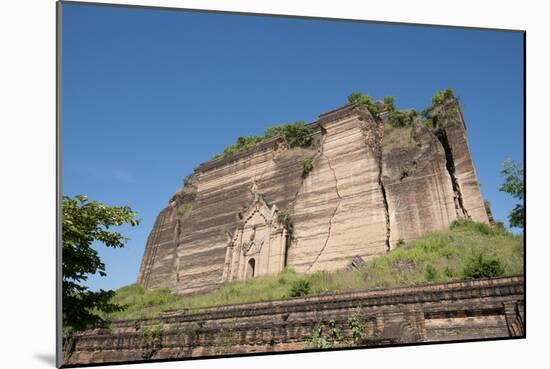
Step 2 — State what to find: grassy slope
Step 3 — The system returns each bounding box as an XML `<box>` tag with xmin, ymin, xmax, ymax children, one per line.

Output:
<box><xmin>102</xmin><ymin>220</ymin><xmax>523</xmax><ymax>321</ymax></box>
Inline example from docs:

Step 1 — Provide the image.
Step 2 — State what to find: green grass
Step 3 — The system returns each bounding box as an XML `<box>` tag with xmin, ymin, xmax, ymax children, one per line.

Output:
<box><xmin>102</xmin><ymin>220</ymin><xmax>523</xmax><ymax>321</ymax></box>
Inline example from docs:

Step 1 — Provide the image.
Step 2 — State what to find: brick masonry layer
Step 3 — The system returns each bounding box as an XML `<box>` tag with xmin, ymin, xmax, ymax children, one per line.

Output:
<box><xmin>64</xmin><ymin>276</ymin><xmax>524</xmax><ymax>366</ymax></box>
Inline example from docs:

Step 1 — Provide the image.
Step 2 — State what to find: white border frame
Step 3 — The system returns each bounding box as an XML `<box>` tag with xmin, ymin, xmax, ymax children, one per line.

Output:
<box><xmin>2</xmin><ymin>1</ymin><xmax>546</xmax><ymax>369</ymax></box>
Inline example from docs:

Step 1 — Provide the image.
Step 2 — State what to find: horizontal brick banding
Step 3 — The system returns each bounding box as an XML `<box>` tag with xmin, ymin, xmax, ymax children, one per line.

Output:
<box><xmin>65</xmin><ymin>276</ymin><xmax>524</xmax><ymax>366</ymax></box>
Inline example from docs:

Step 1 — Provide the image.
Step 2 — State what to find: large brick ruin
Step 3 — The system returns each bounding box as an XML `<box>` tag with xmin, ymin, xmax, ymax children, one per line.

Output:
<box><xmin>64</xmin><ymin>276</ymin><xmax>524</xmax><ymax>366</ymax></box>
<box><xmin>137</xmin><ymin>96</ymin><xmax>490</xmax><ymax>295</ymax></box>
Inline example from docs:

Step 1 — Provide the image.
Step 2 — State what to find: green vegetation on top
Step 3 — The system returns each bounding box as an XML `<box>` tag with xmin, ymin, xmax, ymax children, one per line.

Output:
<box><xmin>210</xmin><ymin>89</ymin><xmax>458</xmax><ymax>161</ymax></box>
<box><xmin>348</xmin><ymin>88</ymin><xmax>458</xmax><ymax>129</ymax></box>
<box><xmin>212</xmin><ymin>121</ymin><xmax>314</xmax><ymax>160</ymax></box>
<box><xmin>100</xmin><ymin>219</ymin><xmax>523</xmax><ymax>321</ymax></box>
<box><xmin>348</xmin><ymin>91</ymin><xmax>417</xmax><ymax>128</ymax></box>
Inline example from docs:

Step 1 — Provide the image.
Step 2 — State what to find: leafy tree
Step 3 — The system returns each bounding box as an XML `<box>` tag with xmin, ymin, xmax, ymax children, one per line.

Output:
<box><xmin>499</xmin><ymin>160</ymin><xmax>524</xmax><ymax>229</ymax></box>
<box><xmin>62</xmin><ymin>195</ymin><xmax>140</xmax><ymax>333</ymax></box>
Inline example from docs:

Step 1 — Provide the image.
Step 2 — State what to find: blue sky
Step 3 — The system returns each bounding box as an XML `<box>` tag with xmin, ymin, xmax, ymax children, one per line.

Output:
<box><xmin>62</xmin><ymin>3</ymin><xmax>524</xmax><ymax>291</ymax></box>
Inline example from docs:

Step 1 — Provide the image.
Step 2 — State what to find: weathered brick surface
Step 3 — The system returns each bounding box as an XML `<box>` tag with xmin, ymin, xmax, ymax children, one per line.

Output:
<box><xmin>65</xmin><ymin>276</ymin><xmax>524</xmax><ymax>366</ymax></box>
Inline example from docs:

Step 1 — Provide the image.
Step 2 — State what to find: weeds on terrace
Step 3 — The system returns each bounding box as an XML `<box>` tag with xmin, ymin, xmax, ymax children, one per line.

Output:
<box><xmin>214</xmin><ymin>319</ymin><xmax>237</xmax><ymax>353</ymax></box>
<box><xmin>101</xmin><ymin>220</ymin><xmax>522</xmax><ymax>320</ymax></box>
<box><xmin>462</xmin><ymin>253</ymin><xmax>505</xmax><ymax>279</ymax></box>
<box><xmin>308</xmin><ymin>319</ymin><xmax>341</xmax><ymax>349</ymax></box>
<box><xmin>212</xmin><ymin>121</ymin><xmax>314</xmax><ymax>159</ymax></box>
<box><xmin>140</xmin><ymin>322</ymin><xmax>164</xmax><ymax>360</ymax></box>
<box><xmin>348</xmin><ymin>313</ymin><xmax>367</xmax><ymax>345</ymax></box>
<box><xmin>288</xmin><ymin>279</ymin><xmax>311</xmax><ymax>297</ymax></box>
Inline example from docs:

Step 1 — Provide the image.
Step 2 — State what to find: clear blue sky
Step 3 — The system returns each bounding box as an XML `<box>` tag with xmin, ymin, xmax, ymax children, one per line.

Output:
<box><xmin>61</xmin><ymin>3</ymin><xmax>524</xmax><ymax>291</ymax></box>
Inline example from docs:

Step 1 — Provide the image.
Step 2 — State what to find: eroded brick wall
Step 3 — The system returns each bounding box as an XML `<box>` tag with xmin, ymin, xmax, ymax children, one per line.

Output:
<box><xmin>64</xmin><ymin>276</ymin><xmax>524</xmax><ymax>366</ymax></box>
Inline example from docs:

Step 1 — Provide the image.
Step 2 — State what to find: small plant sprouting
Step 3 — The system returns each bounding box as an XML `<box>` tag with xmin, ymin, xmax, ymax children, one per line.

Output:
<box><xmin>299</xmin><ymin>158</ymin><xmax>314</xmax><ymax>178</ymax></box>
<box><xmin>183</xmin><ymin>173</ymin><xmax>193</xmax><ymax>187</ymax></box>
<box><xmin>237</xmin><ymin>202</ymin><xmax>250</xmax><ymax>219</ymax></box>
<box><xmin>396</xmin><ymin>239</ymin><xmax>406</xmax><ymax>248</ymax></box>
<box><xmin>288</xmin><ymin>279</ymin><xmax>311</xmax><ymax>297</ymax></box>
<box><xmin>347</xmin><ymin>313</ymin><xmax>367</xmax><ymax>346</ymax></box>
<box><xmin>214</xmin><ymin>319</ymin><xmax>237</xmax><ymax>353</ymax></box>
<box><xmin>277</xmin><ymin>211</ymin><xmax>294</xmax><ymax>240</ymax></box>
<box><xmin>308</xmin><ymin>323</ymin><xmax>332</xmax><ymax>349</ymax></box>
<box><xmin>425</xmin><ymin>264</ymin><xmax>437</xmax><ymax>281</ymax></box>
<box><xmin>140</xmin><ymin>322</ymin><xmax>164</xmax><ymax>360</ymax></box>
<box><xmin>399</xmin><ymin>166</ymin><xmax>410</xmax><ymax>180</ymax></box>
<box><xmin>327</xmin><ymin>319</ymin><xmax>341</xmax><ymax>344</ymax></box>
<box><xmin>308</xmin><ymin>320</ymin><xmax>341</xmax><ymax>349</ymax></box>
<box><xmin>175</xmin><ymin>203</ymin><xmax>192</xmax><ymax>217</ymax></box>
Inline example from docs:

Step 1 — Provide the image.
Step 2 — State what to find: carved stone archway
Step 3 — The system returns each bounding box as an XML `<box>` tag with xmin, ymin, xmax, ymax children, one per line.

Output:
<box><xmin>222</xmin><ymin>184</ymin><xmax>288</xmax><ymax>282</ymax></box>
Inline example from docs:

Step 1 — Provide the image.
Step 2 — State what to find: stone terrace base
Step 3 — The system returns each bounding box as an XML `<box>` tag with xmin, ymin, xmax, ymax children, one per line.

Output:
<box><xmin>64</xmin><ymin>276</ymin><xmax>524</xmax><ymax>366</ymax></box>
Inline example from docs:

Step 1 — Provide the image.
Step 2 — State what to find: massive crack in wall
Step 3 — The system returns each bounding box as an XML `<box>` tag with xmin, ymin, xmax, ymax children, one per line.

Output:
<box><xmin>291</xmin><ymin>109</ymin><xmax>387</xmax><ymax>272</ymax></box>
<box><xmin>434</xmin><ymin>100</ymin><xmax>489</xmax><ymax>222</ymax></box>
<box><xmin>138</xmin><ymin>100</ymin><xmax>489</xmax><ymax>295</ymax></box>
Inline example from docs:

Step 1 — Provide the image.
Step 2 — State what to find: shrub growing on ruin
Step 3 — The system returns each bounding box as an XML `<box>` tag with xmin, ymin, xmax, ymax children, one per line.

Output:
<box><xmin>308</xmin><ymin>323</ymin><xmax>333</xmax><ymax>349</ymax></box>
<box><xmin>175</xmin><ymin>203</ymin><xmax>192</xmax><ymax>217</ymax></box>
<box><xmin>212</xmin><ymin>135</ymin><xmax>265</xmax><ymax>159</ymax></box>
<box><xmin>289</xmin><ymin>279</ymin><xmax>311</xmax><ymax>297</ymax></box>
<box><xmin>399</xmin><ymin>166</ymin><xmax>410</xmax><ymax>180</ymax></box>
<box><xmin>212</xmin><ymin>121</ymin><xmax>314</xmax><ymax>160</ymax></box>
<box><xmin>265</xmin><ymin>121</ymin><xmax>314</xmax><ymax>148</ymax></box>
<box><xmin>431</xmin><ymin>88</ymin><xmax>455</xmax><ymax>105</ymax></box>
<box><xmin>140</xmin><ymin>322</ymin><xmax>164</xmax><ymax>360</ymax></box>
<box><xmin>299</xmin><ymin>158</ymin><xmax>314</xmax><ymax>177</ymax></box>
<box><xmin>183</xmin><ymin>173</ymin><xmax>193</xmax><ymax>187</ymax></box>
<box><xmin>419</xmin><ymin>88</ymin><xmax>462</xmax><ymax>127</ymax></box>
<box><xmin>347</xmin><ymin>313</ymin><xmax>367</xmax><ymax>345</ymax></box>
<box><xmin>462</xmin><ymin>253</ymin><xmax>505</xmax><ymax>279</ymax></box>
<box><xmin>382</xmin><ymin>96</ymin><xmax>395</xmax><ymax>111</ymax></box>
<box><xmin>388</xmin><ymin>109</ymin><xmax>417</xmax><ymax>128</ymax></box>
<box><xmin>277</xmin><ymin>211</ymin><xmax>294</xmax><ymax>239</ymax></box>
<box><xmin>348</xmin><ymin>92</ymin><xmax>383</xmax><ymax>117</ymax></box>
<box><xmin>349</xmin><ymin>92</ymin><xmax>417</xmax><ymax>128</ymax></box>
